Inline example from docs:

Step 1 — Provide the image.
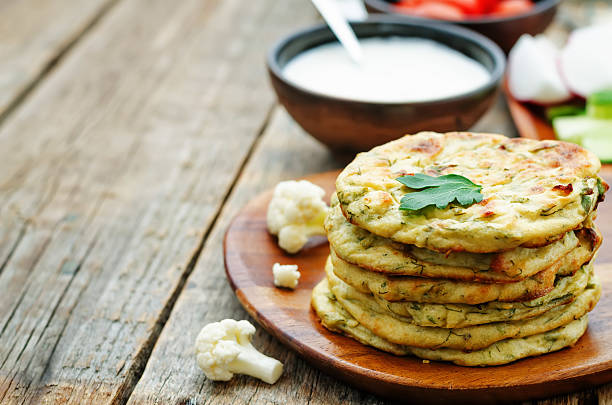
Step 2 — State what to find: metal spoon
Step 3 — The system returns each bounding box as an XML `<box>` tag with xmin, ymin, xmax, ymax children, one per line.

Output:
<box><xmin>310</xmin><ymin>0</ymin><xmax>364</xmax><ymax>64</ymax></box>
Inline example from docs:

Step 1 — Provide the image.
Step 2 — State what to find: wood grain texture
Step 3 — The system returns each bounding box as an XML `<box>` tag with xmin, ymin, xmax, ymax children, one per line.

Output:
<box><xmin>0</xmin><ymin>1</ymin><xmax>314</xmax><ymax>403</ymax></box>
<box><xmin>0</xmin><ymin>0</ymin><xmax>117</xmax><ymax>120</ymax></box>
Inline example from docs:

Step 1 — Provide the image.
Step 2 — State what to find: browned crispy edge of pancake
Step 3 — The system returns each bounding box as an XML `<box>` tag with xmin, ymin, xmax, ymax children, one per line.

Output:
<box><xmin>339</xmin><ymin>203</ymin><xmax>601</xmax><ymax>254</ymax></box>
<box><xmin>489</xmin><ymin>226</ymin><xmax>601</xmax><ymax>276</ymax></box>
<box><xmin>334</xmin><ymin>225</ymin><xmax>598</xmax><ymax>285</ymax></box>
<box><xmin>332</xmin><ymin>241</ymin><xmax>595</xmax><ymax>304</ymax></box>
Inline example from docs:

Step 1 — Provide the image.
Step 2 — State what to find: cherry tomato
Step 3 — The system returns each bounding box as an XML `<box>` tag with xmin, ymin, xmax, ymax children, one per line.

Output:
<box><xmin>478</xmin><ymin>0</ymin><xmax>500</xmax><ymax>13</ymax></box>
<box><xmin>394</xmin><ymin>0</ymin><xmax>424</xmax><ymax>8</ymax></box>
<box><xmin>406</xmin><ymin>2</ymin><xmax>466</xmax><ymax>20</ymax></box>
<box><xmin>435</xmin><ymin>0</ymin><xmax>486</xmax><ymax>15</ymax></box>
<box><xmin>490</xmin><ymin>0</ymin><xmax>534</xmax><ymax>17</ymax></box>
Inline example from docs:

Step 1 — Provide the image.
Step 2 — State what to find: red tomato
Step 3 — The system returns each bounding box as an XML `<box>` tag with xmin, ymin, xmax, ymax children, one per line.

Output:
<box><xmin>435</xmin><ymin>0</ymin><xmax>486</xmax><ymax>15</ymax></box>
<box><xmin>395</xmin><ymin>0</ymin><xmax>424</xmax><ymax>8</ymax></box>
<box><xmin>408</xmin><ymin>2</ymin><xmax>466</xmax><ymax>20</ymax></box>
<box><xmin>490</xmin><ymin>0</ymin><xmax>534</xmax><ymax>16</ymax></box>
<box><xmin>478</xmin><ymin>0</ymin><xmax>500</xmax><ymax>13</ymax></box>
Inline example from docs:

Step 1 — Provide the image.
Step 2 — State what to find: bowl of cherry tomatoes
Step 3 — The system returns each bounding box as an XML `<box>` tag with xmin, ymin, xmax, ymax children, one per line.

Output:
<box><xmin>364</xmin><ymin>0</ymin><xmax>560</xmax><ymax>52</ymax></box>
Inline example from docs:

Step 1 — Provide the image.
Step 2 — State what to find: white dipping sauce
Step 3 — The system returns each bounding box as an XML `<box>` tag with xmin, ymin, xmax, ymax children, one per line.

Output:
<box><xmin>283</xmin><ymin>37</ymin><xmax>491</xmax><ymax>103</ymax></box>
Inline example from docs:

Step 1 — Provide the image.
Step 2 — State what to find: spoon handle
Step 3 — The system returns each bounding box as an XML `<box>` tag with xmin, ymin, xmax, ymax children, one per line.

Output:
<box><xmin>311</xmin><ymin>0</ymin><xmax>363</xmax><ymax>64</ymax></box>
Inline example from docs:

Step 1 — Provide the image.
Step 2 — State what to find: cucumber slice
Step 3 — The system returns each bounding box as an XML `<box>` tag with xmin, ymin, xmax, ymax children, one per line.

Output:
<box><xmin>546</xmin><ymin>104</ymin><xmax>585</xmax><ymax>122</ymax></box>
<box><xmin>587</xmin><ymin>90</ymin><xmax>612</xmax><ymax>119</ymax></box>
<box><xmin>552</xmin><ymin>116</ymin><xmax>610</xmax><ymax>143</ymax></box>
<box><xmin>582</xmin><ymin>136</ymin><xmax>612</xmax><ymax>162</ymax></box>
<box><xmin>553</xmin><ymin>115</ymin><xmax>612</xmax><ymax>162</ymax></box>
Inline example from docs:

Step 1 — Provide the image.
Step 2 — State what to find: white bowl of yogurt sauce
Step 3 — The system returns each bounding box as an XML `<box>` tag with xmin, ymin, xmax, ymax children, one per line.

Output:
<box><xmin>268</xmin><ymin>18</ymin><xmax>505</xmax><ymax>151</ymax></box>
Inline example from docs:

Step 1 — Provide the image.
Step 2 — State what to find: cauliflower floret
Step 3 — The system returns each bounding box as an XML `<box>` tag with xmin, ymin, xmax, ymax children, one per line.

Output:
<box><xmin>195</xmin><ymin>319</ymin><xmax>283</xmax><ymax>384</ymax></box>
<box><xmin>272</xmin><ymin>263</ymin><xmax>301</xmax><ymax>289</ymax></box>
<box><xmin>267</xmin><ymin>180</ymin><xmax>328</xmax><ymax>254</ymax></box>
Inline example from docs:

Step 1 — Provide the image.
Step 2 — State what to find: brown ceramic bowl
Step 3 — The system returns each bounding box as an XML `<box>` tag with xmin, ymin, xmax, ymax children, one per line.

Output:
<box><xmin>267</xmin><ymin>18</ymin><xmax>505</xmax><ymax>152</ymax></box>
<box><xmin>365</xmin><ymin>0</ymin><xmax>561</xmax><ymax>53</ymax></box>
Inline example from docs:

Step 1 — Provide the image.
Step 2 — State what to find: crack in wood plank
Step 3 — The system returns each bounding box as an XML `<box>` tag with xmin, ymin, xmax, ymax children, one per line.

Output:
<box><xmin>12</xmin><ymin>232</ymin><xmax>102</xmax><ymax>405</ymax></box>
<box><xmin>0</xmin><ymin>221</ymin><xmax>28</xmax><ymax>276</ymax></box>
<box><xmin>0</xmin><ymin>188</ymin><xmax>112</xmax><ymax>400</ymax></box>
<box><xmin>0</xmin><ymin>222</ymin><xmax>56</xmax><ymax>344</ymax></box>
<box><xmin>0</xmin><ymin>118</ymin><xmax>140</xmax><ymax>349</ymax></box>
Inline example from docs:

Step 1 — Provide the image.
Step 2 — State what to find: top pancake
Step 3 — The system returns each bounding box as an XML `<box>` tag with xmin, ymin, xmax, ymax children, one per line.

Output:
<box><xmin>336</xmin><ymin>132</ymin><xmax>605</xmax><ymax>253</ymax></box>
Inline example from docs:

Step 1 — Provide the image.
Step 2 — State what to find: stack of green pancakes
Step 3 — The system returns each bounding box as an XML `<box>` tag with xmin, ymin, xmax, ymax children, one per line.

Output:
<box><xmin>312</xmin><ymin>132</ymin><xmax>608</xmax><ymax>366</ymax></box>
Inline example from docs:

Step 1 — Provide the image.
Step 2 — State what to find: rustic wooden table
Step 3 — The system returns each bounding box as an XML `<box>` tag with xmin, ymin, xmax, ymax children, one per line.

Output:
<box><xmin>1</xmin><ymin>0</ymin><xmax>610</xmax><ymax>404</ymax></box>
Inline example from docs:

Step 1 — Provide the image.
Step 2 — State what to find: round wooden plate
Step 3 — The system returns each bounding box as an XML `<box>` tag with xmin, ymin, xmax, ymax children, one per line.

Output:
<box><xmin>224</xmin><ymin>170</ymin><xmax>612</xmax><ymax>404</ymax></box>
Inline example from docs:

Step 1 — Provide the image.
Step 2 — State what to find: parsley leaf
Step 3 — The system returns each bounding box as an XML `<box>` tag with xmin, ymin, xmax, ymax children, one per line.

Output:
<box><xmin>397</xmin><ymin>173</ymin><xmax>484</xmax><ymax>211</ymax></box>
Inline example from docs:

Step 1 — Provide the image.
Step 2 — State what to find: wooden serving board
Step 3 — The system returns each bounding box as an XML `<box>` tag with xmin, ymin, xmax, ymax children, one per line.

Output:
<box><xmin>224</xmin><ymin>170</ymin><xmax>612</xmax><ymax>404</ymax></box>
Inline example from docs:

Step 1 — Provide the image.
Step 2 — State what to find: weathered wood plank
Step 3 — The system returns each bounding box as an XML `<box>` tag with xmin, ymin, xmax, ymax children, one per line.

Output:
<box><xmin>0</xmin><ymin>0</ymin><xmax>317</xmax><ymax>403</ymax></box>
<box><xmin>0</xmin><ymin>0</ymin><xmax>117</xmax><ymax>120</ymax></box>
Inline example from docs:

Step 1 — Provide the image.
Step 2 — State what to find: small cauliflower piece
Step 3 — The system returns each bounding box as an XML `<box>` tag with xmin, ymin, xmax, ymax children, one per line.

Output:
<box><xmin>195</xmin><ymin>319</ymin><xmax>283</xmax><ymax>384</ymax></box>
<box><xmin>272</xmin><ymin>263</ymin><xmax>301</xmax><ymax>289</ymax></box>
<box><xmin>267</xmin><ymin>180</ymin><xmax>328</xmax><ymax>254</ymax></box>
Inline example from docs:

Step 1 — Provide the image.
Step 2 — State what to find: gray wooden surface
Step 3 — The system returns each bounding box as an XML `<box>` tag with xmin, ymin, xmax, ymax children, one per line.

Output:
<box><xmin>0</xmin><ymin>0</ymin><xmax>609</xmax><ymax>404</ymax></box>
<box><xmin>0</xmin><ymin>0</ymin><xmax>117</xmax><ymax>120</ymax></box>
